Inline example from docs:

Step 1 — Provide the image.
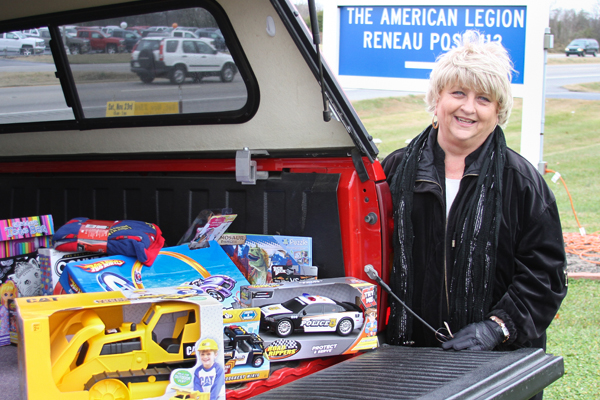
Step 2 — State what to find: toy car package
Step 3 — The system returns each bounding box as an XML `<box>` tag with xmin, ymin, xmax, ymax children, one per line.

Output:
<box><xmin>218</xmin><ymin>234</ymin><xmax>316</xmax><ymax>285</ymax></box>
<box><xmin>239</xmin><ymin>277</ymin><xmax>378</xmax><ymax>363</ymax></box>
<box><xmin>58</xmin><ymin>241</ymin><xmax>250</xmax><ymax>309</ymax></box>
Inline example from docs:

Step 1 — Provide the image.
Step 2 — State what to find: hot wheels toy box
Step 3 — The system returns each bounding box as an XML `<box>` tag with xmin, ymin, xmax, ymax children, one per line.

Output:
<box><xmin>239</xmin><ymin>277</ymin><xmax>378</xmax><ymax>363</ymax></box>
<box><xmin>16</xmin><ymin>287</ymin><xmax>224</xmax><ymax>400</ymax></box>
<box><xmin>58</xmin><ymin>241</ymin><xmax>249</xmax><ymax>309</ymax></box>
<box><xmin>218</xmin><ymin>234</ymin><xmax>316</xmax><ymax>285</ymax></box>
<box><xmin>222</xmin><ymin>307</ymin><xmax>270</xmax><ymax>384</ymax></box>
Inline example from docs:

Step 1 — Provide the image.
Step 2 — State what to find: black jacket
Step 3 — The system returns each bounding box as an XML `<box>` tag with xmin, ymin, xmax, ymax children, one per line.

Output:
<box><xmin>381</xmin><ymin>129</ymin><xmax>567</xmax><ymax>349</ymax></box>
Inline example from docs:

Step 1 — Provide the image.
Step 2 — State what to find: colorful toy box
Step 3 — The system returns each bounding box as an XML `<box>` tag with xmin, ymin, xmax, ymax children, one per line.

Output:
<box><xmin>38</xmin><ymin>248</ymin><xmax>104</xmax><ymax>295</ymax></box>
<box><xmin>58</xmin><ymin>241</ymin><xmax>250</xmax><ymax>309</ymax></box>
<box><xmin>218</xmin><ymin>234</ymin><xmax>316</xmax><ymax>285</ymax></box>
<box><xmin>16</xmin><ymin>287</ymin><xmax>225</xmax><ymax>400</ymax></box>
<box><xmin>0</xmin><ymin>215</ymin><xmax>54</xmax><ymax>259</ymax></box>
<box><xmin>0</xmin><ymin>215</ymin><xmax>54</xmax><ymax>345</ymax></box>
<box><xmin>239</xmin><ymin>277</ymin><xmax>378</xmax><ymax>363</ymax></box>
<box><xmin>223</xmin><ymin>307</ymin><xmax>270</xmax><ymax>384</ymax></box>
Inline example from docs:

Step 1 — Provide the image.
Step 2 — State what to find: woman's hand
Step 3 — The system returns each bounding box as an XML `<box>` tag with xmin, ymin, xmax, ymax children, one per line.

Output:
<box><xmin>441</xmin><ymin>320</ymin><xmax>505</xmax><ymax>351</ymax></box>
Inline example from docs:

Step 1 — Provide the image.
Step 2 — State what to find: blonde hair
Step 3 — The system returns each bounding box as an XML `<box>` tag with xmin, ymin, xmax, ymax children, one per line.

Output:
<box><xmin>425</xmin><ymin>31</ymin><xmax>515</xmax><ymax>128</ymax></box>
<box><xmin>0</xmin><ymin>281</ymin><xmax>17</xmax><ymax>307</ymax></box>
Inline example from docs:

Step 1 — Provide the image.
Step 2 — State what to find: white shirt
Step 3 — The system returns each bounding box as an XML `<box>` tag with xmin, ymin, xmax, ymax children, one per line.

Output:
<box><xmin>445</xmin><ymin>178</ymin><xmax>461</xmax><ymax>218</ymax></box>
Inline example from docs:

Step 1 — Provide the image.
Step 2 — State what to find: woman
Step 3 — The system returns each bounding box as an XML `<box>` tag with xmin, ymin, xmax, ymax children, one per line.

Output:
<box><xmin>381</xmin><ymin>31</ymin><xmax>567</xmax><ymax>352</ymax></box>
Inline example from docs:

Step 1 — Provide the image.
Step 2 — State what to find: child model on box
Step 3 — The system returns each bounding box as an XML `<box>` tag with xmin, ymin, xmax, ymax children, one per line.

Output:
<box><xmin>193</xmin><ymin>338</ymin><xmax>225</xmax><ymax>400</ymax></box>
<box><xmin>0</xmin><ymin>280</ymin><xmax>17</xmax><ymax>344</ymax></box>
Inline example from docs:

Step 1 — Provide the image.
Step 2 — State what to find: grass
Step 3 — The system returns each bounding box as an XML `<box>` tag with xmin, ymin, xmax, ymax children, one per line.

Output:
<box><xmin>545</xmin><ymin>279</ymin><xmax>600</xmax><ymax>399</ymax></box>
<box><xmin>0</xmin><ymin>71</ymin><xmax>138</xmax><ymax>87</ymax></box>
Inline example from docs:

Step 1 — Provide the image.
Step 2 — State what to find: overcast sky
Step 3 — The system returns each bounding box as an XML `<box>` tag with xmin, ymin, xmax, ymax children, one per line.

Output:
<box><xmin>551</xmin><ymin>0</ymin><xmax>598</xmax><ymax>12</ymax></box>
<box><xmin>295</xmin><ymin>0</ymin><xmax>598</xmax><ymax>13</ymax></box>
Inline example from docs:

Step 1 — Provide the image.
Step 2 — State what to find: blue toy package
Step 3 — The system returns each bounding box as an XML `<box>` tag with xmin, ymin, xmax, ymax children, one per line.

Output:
<box><xmin>218</xmin><ymin>234</ymin><xmax>315</xmax><ymax>285</ymax></box>
<box><xmin>58</xmin><ymin>241</ymin><xmax>249</xmax><ymax>309</ymax></box>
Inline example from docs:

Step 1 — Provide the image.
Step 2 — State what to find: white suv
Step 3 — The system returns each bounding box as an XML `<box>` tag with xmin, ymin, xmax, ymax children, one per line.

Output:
<box><xmin>130</xmin><ymin>37</ymin><xmax>236</xmax><ymax>84</ymax></box>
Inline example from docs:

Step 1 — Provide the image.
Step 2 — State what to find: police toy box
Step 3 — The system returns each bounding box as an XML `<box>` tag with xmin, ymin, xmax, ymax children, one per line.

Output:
<box><xmin>239</xmin><ymin>277</ymin><xmax>378</xmax><ymax>363</ymax></box>
<box><xmin>58</xmin><ymin>241</ymin><xmax>250</xmax><ymax>309</ymax></box>
<box><xmin>218</xmin><ymin>234</ymin><xmax>315</xmax><ymax>285</ymax></box>
<box><xmin>222</xmin><ymin>307</ymin><xmax>270</xmax><ymax>384</ymax></box>
<box><xmin>16</xmin><ymin>286</ymin><xmax>224</xmax><ymax>400</ymax></box>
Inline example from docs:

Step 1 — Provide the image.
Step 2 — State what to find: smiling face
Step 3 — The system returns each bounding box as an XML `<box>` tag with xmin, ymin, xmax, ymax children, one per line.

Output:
<box><xmin>435</xmin><ymin>83</ymin><xmax>499</xmax><ymax>155</ymax></box>
<box><xmin>199</xmin><ymin>350</ymin><xmax>216</xmax><ymax>369</ymax></box>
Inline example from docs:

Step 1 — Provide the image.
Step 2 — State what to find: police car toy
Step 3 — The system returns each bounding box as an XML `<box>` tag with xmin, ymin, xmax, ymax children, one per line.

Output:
<box><xmin>260</xmin><ymin>294</ymin><xmax>364</xmax><ymax>337</ymax></box>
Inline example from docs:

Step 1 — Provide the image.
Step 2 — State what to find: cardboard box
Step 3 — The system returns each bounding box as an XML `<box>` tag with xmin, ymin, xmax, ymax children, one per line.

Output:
<box><xmin>38</xmin><ymin>248</ymin><xmax>104</xmax><ymax>295</ymax></box>
<box><xmin>218</xmin><ymin>234</ymin><xmax>316</xmax><ymax>285</ymax></box>
<box><xmin>239</xmin><ymin>277</ymin><xmax>378</xmax><ymax>363</ymax></box>
<box><xmin>59</xmin><ymin>241</ymin><xmax>250</xmax><ymax>309</ymax></box>
<box><xmin>223</xmin><ymin>308</ymin><xmax>270</xmax><ymax>384</ymax></box>
<box><xmin>16</xmin><ymin>287</ymin><xmax>225</xmax><ymax>400</ymax></box>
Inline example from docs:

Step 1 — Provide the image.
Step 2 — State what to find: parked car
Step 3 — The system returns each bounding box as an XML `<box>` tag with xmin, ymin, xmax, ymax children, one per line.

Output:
<box><xmin>126</xmin><ymin>26</ymin><xmax>149</xmax><ymax>35</ymax></box>
<box><xmin>141</xmin><ymin>26</ymin><xmax>172</xmax><ymax>37</ymax></box>
<box><xmin>0</xmin><ymin>31</ymin><xmax>45</xmax><ymax>55</ymax></box>
<box><xmin>193</xmin><ymin>28</ymin><xmax>226</xmax><ymax>51</ymax></box>
<box><xmin>565</xmin><ymin>38</ymin><xmax>599</xmax><ymax>57</ymax></box>
<box><xmin>100</xmin><ymin>25</ymin><xmax>122</xmax><ymax>35</ymax></box>
<box><xmin>75</xmin><ymin>28</ymin><xmax>126</xmax><ymax>53</ymax></box>
<box><xmin>109</xmin><ymin>28</ymin><xmax>140</xmax><ymax>52</ymax></box>
<box><xmin>38</xmin><ymin>27</ymin><xmax>91</xmax><ymax>54</ymax></box>
<box><xmin>130</xmin><ymin>37</ymin><xmax>237</xmax><ymax>84</ymax></box>
<box><xmin>171</xmin><ymin>30</ymin><xmax>199</xmax><ymax>38</ymax></box>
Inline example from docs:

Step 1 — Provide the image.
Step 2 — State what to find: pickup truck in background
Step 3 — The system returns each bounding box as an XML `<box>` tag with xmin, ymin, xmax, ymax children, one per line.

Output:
<box><xmin>0</xmin><ymin>31</ymin><xmax>45</xmax><ymax>55</ymax></box>
<box><xmin>0</xmin><ymin>1</ymin><xmax>563</xmax><ymax>399</ymax></box>
<box><xmin>38</xmin><ymin>27</ymin><xmax>91</xmax><ymax>54</ymax></box>
<box><xmin>75</xmin><ymin>28</ymin><xmax>126</xmax><ymax>53</ymax></box>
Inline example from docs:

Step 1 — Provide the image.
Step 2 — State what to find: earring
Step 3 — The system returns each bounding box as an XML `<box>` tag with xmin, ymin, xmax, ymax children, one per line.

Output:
<box><xmin>432</xmin><ymin>115</ymin><xmax>439</xmax><ymax>129</ymax></box>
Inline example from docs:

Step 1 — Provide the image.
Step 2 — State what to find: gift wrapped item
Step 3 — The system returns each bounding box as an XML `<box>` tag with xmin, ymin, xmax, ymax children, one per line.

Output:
<box><xmin>53</xmin><ymin>218</ymin><xmax>165</xmax><ymax>266</ymax></box>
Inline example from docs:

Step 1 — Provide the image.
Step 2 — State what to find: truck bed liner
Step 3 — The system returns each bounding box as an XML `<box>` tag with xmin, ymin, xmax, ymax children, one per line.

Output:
<box><xmin>250</xmin><ymin>346</ymin><xmax>564</xmax><ymax>400</ymax></box>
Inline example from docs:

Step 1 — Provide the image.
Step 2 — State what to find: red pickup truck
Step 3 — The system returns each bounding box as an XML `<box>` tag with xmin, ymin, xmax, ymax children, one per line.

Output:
<box><xmin>0</xmin><ymin>1</ymin><xmax>564</xmax><ymax>400</ymax></box>
<box><xmin>75</xmin><ymin>28</ymin><xmax>126</xmax><ymax>53</ymax></box>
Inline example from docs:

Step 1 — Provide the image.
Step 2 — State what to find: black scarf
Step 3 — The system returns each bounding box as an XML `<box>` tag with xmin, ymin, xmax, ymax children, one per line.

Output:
<box><xmin>387</xmin><ymin>124</ymin><xmax>506</xmax><ymax>345</ymax></box>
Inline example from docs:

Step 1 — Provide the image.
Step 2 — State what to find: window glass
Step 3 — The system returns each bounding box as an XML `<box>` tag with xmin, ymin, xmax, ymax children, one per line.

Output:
<box><xmin>166</xmin><ymin>41</ymin><xmax>178</xmax><ymax>53</ymax></box>
<box><xmin>68</xmin><ymin>6</ymin><xmax>246</xmax><ymax>119</ymax></box>
<box><xmin>0</xmin><ymin>29</ymin><xmax>69</xmax><ymax>124</ymax></box>
<box><xmin>0</xmin><ymin>5</ymin><xmax>249</xmax><ymax>127</ymax></box>
<box><xmin>182</xmin><ymin>41</ymin><xmax>197</xmax><ymax>54</ymax></box>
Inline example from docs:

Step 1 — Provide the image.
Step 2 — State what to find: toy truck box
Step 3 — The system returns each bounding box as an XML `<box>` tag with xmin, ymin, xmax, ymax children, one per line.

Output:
<box><xmin>222</xmin><ymin>307</ymin><xmax>270</xmax><ymax>384</ymax></box>
<box><xmin>58</xmin><ymin>241</ymin><xmax>249</xmax><ymax>309</ymax></box>
<box><xmin>15</xmin><ymin>287</ymin><xmax>224</xmax><ymax>400</ymax></box>
<box><xmin>0</xmin><ymin>0</ymin><xmax>564</xmax><ymax>398</ymax></box>
<box><xmin>38</xmin><ymin>248</ymin><xmax>105</xmax><ymax>295</ymax></box>
<box><xmin>218</xmin><ymin>234</ymin><xmax>316</xmax><ymax>285</ymax></box>
<box><xmin>239</xmin><ymin>278</ymin><xmax>378</xmax><ymax>363</ymax></box>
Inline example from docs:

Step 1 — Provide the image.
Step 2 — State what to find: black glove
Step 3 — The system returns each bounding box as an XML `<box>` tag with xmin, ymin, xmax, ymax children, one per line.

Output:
<box><xmin>441</xmin><ymin>320</ymin><xmax>504</xmax><ymax>351</ymax></box>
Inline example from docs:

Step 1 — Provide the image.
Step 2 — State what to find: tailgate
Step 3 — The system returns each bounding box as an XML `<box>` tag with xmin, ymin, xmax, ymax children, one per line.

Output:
<box><xmin>250</xmin><ymin>346</ymin><xmax>564</xmax><ymax>399</ymax></box>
